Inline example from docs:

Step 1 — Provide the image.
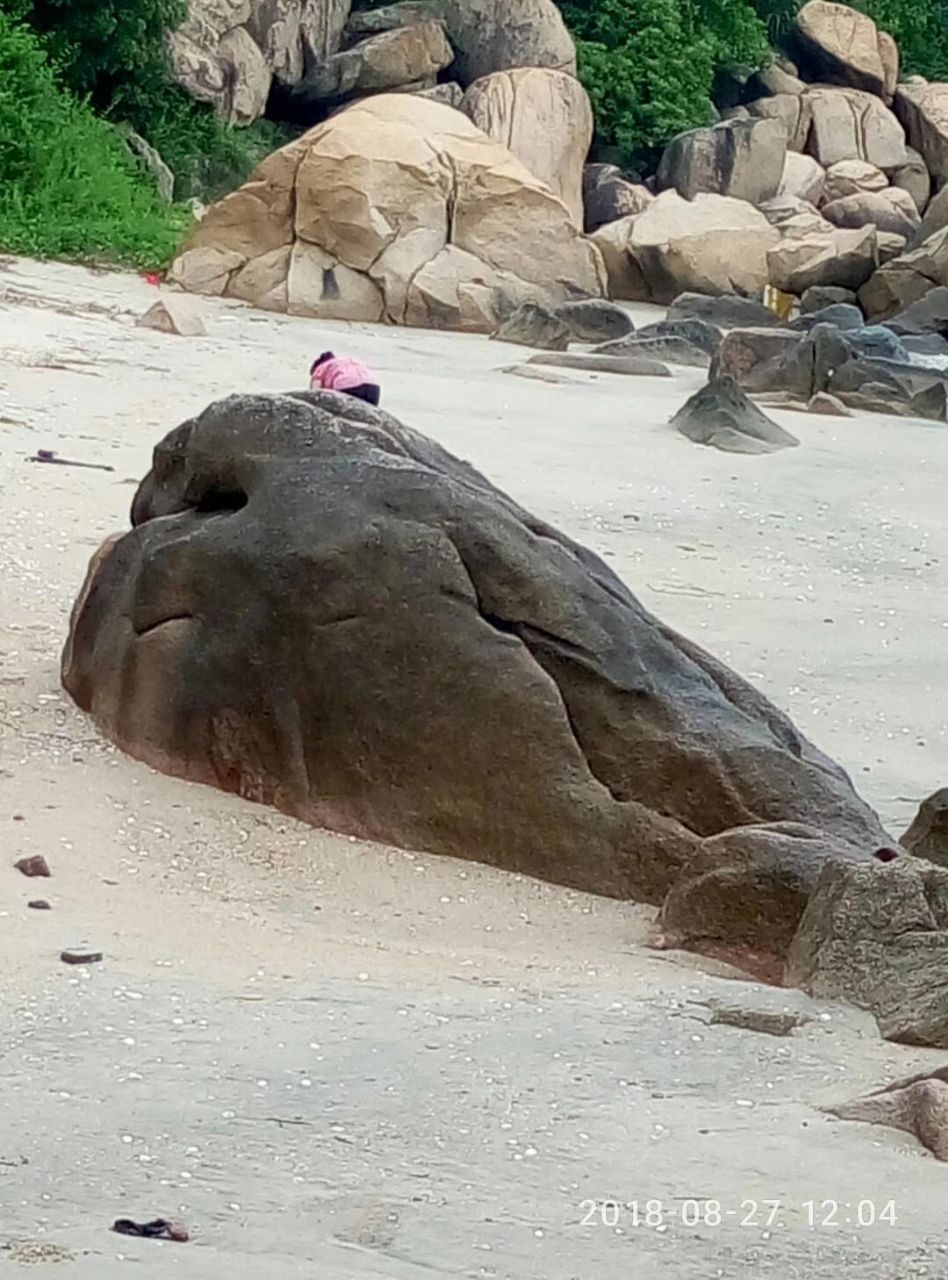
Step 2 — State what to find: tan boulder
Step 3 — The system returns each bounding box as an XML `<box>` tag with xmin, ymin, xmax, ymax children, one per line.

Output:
<box><xmin>778</xmin><ymin>152</ymin><xmax>825</xmax><ymax>204</ymax></box>
<box><xmin>915</xmin><ymin>183</ymin><xmax>948</xmax><ymax>245</ymax></box>
<box><xmin>805</xmin><ymin>87</ymin><xmax>906</xmax><ymax>170</ymax></box>
<box><xmin>747</xmin><ymin>92</ymin><xmax>812</xmax><ymax>152</ymax></box>
<box><xmin>292</xmin><ymin>20</ymin><xmax>452</xmax><ymax>106</ymax></box>
<box><xmin>767</xmin><ymin>225</ymin><xmax>879</xmax><ymax>294</ymax></box>
<box><xmin>859</xmin><ymin>226</ymin><xmax>948</xmax><ymax>319</ymax></box>
<box><xmin>460</xmin><ymin>69</ymin><xmax>593</xmax><ymax>227</ymax></box>
<box><xmin>822</xmin><ymin>158</ymin><xmax>887</xmax><ymax>202</ymax></box>
<box><xmin>589</xmin><ymin>217</ymin><xmax>648</xmax><ymax>301</ymax></box>
<box><xmin>169</xmin><ymin>93</ymin><xmax>606</xmax><ymax>331</ymax></box>
<box><xmin>822</xmin><ymin>188</ymin><xmax>920</xmax><ymax>239</ymax></box>
<box><xmin>301</xmin><ymin>0</ymin><xmax>352</xmax><ymax>63</ymax></box>
<box><xmin>347</xmin><ymin>0</ymin><xmax>575</xmax><ymax>86</ymax></box>
<box><xmin>628</xmin><ymin>191</ymin><xmax>779</xmax><ymax>304</ymax></box>
<box><xmin>876</xmin><ymin>230</ymin><xmax>907</xmax><ymax>263</ymax></box>
<box><xmin>878</xmin><ymin>30</ymin><xmax>899</xmax><ymax>103</ymax></box>
<box><xmin>760</xmin><ymin>197</ymin><xmax>832</xmax><ymax>238</ymax></box>
<box><xmin>136</xmin><ymin>297</ymin><xmax>207</xmax><ymax>337</ymax></box>
<box><xmin>895</xmin><ymin>82</ymin><xmax>948</xmax><ymax>190</ymax></box>
<box><xmin>793</xmin><ymin>0</ymin><xmax>888</xmax><ymax>97</ymax></box>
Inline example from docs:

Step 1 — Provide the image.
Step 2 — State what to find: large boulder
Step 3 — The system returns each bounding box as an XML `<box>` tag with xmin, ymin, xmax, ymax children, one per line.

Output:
<box><xmin>460</xmin><ymin>69</ymin><xmax>592</xmax><ymax>227</ymax></box>
<box><xmin>767</xmin><ymin>226</ymin><xmax>878</xmax><ymax>294</ymax></box>
<box><xmin>858</xmin><ymin>226</ymin><xmax>948</xmax><ymax>320</ymax></box>
<box><xmin>822</xmin><ymin>158</ymin><xmax>888</xmax><ymax>202</ymax></box>
<box><xmin>627</xmin><ymin>191</ymin><xmax>780</xmax><ymax>305</ymax></box>
<box><xmin>290</xmin><ymin>20</ymin><xmax>453</xmax><ymax>106</ymax></box>
<box><xmin>901</xmin><ymin>788</ymin><xmax>948</xmax><ymax>868</ymax></box>
<box><xmin>880</xmin><ymin>285</ymin><xmax>948</xmax><ymax>335</ymax></box>
<box><xmin>656</xmin><ymin>118</ymin><xmax>787</xmax><ymax>205</ymax></box>
<box><xmin>168</xmin><ymin>94</ymin><xmax>606</xmax><ymax>332</ymax></box>
<box><xmin>895</xmin><ymin>82</ymin><xmax>948</xmax><ymax>191</ymax></box>
<box><xmin>792</xmin><ymin>1</ymin><xmax>892</xmax><ymax>98</ymax></box>
<box><xmin>666</xmin><ymin>292</ymin><xmax>785</xmax><ymax>329</ymax></box>
<box><xmin>62</xmin><ymin>392</ymin><xmax>889</xmax><ymax>942</ymax></box>
<box><xmin>805</xmin><ymin>87</ymin><xmax>907</xmax><ymax>170</ymax></box>
<box><xmin>492</xmin><ymin>303</ymin><xmax>570</xmax><ymax>350</ymax></box>
<box><xmin>747</xmin><ymin>93</ymin><xmax>811</xmax><ymax>152</ymax></box>
<box><xmin>786</xmin><ymin>859</ymin><xmax>948</xmax><ymax>1047</ymax></box>
<box><xmin>345</xmin><ymin>0</ymin><xmax>576</xmax><ymax>86</ymax></box>
<box><xmin>887</xmin><ymin>146</ymin><xmax>931</xmax><ymax>216</ymax></box>
<box><xmin>169</xmin><ymin>0</ymin><xmax>352</xmax><ymax>121</ymax></box>
<box><xmin>914</xmin><ymin>183</ymin><xmax>948</xmax><ymax>247</ymax></box>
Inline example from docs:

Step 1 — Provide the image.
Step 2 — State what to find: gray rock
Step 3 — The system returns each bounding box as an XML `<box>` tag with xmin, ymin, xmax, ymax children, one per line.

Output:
<box><xmin>526</xmin><ymin>351</ymin><xmax>671</xmax><ymax>377</ymax></box>
<box><xmin>291</xmin><ymin>20</ymin><xmax>453</xmax><ymax>106</ymax></box>
<box><xmin>594</xmin><ymin>334</ymin><xmax>711</xmax><ymax>369</ymax></box>
<box><xmin>807</xmin><ymin>391</ymin><xmax>853</xmax><ymax>417</ymax></box>
<box><xmin>800</xmin><ymin>285</ymin><xmax>859</xmax><ymax>314</ymax></box>
<box><xmin>62</xmin><ymin>391</ymin><xmax>888</xmax><ymax>917</ymax></box>
<box><xmin>716</xmin><ymin>324</ymin><xmax>852</xmax><ymax>400</ymax></box>
<box><xmin>122</xmin><ymin>128</ymin><xmax>175</xmax><ymax>202</ymax></box>
<box><xmin>828</xmin><ymin>356</ymin><xmax>948</xmax><ymax>419</ymax></box>
<box><xmin>492</xmin><ymin>303</ymin><xmax>570</xmax><ymax>350</ymax></box>
<box><xmin>789</xmin><ymin>303</ymin><xmax>865</xmax><ymax>332</ymax></box>
<box><xmin>670</xmin><ymin>376</ymin><xmax>800</xmax><ymax>454</ymax></box>
<box><xmin>656</xmin><ymin>117</ymin><xmax>787</xmax><ymax>205</ymax></box>
<box><xmin>900</xmin><ymin>332</ymin><xmax>948</xmax><ymax>357</ymax></box>
<box><xmin>582</xmin><ymin>164</ymin><xmax>652</xmax><ymax>234</ymax></box>
<box><xmin>901</xmin><ymin>788</ymin><xmax>948</xmax><ymax>867</ymax></box>
<box><xmin>882</xmin><ymin>286</ymin><xmax>948</xmax><ymax>335</ymax></box>
<box><xmin>61</xmin><ymin>946</ymin><xmax>103</xmax><ymax>965</ymax></box>
<box><xmin>666</xmin><ymin>292</ymin><xmax>784</xmax><ymax>330</ymax></box>
<box><xmin>712</xmin><ymin>326</ymin><xmax>802</xmax><ymax>387</ymax></box>
<box><xmin>637</xmin><ymin>317</ymin><xmax>722</xmax><ymax>356</ymax></box>
<box><xmin>845</xmin><ymin>325</ymin><xmax>908</xmax><ymax>362</ymax></box>
<box><xmin>888</xmin><ymin>146</ymin><xmax>931</xmax><ymax>216</ymax></box>
<box><xmin>826</xmin><ymin>1071</ymin><xmax>948</xmax><ymax>1161</ymax></box>
<box><xmin>552</xmin><ymin>299</ymin><xmax>634</xmax><ymax>343</ymax></box>
<box><xmin>786</xmin><ymin>858</ymin><xmax>948</xmax><ymax>1047</ymax></box>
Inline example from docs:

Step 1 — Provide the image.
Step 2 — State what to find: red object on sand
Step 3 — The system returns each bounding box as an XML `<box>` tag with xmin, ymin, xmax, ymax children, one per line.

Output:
<box><xmin>142</xmin><ymin>272</ymin><xmax>161</xmax><ymax>286</ymax></box>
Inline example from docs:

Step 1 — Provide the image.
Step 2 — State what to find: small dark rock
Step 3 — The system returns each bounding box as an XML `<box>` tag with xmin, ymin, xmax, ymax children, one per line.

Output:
<box><xmin>637</xmin><ymin>317</ymin><xmax>722</xmax><ymax>356</ymax></box>
<box><xmin>61</xmin><ymin>946</ymin><xmax>103</xmax><ymax>965</ymax></box>
<box><xmin>800</xmin><ymin>285</ymin><xmax>859</xmax><ymax>315</ymax></box>
<box><xmin>28</xmin><ymin>899</ymin><xmax>51</xmax><ymax>910</ymax></box>
<box><xmin>526</xmin><ymin>351</ymin><xmax>671</xmax><ymax>377</ymax></box>
<box><xmin>14</xmin><ymin>855</ymin><xmax>51</xmax><ymax>878</ymax></box>
<box><xmin>845</xmin><ymin>326</ymin><xmax>909</xmax><ymax>363</ymax></box>
<box><xmin>901</xmin><ymin>788</ymin><xmax>948</xmax><ymax>867</ymax></box>
<box><xmin>492</xmin><ymin>303</ymin><xmax>570</xmax><ymax>351</ymax></box>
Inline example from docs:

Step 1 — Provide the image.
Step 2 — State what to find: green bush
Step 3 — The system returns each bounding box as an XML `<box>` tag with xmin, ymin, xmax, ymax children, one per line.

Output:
<box><xmin>0</xmin><ymin>11</ymin><xmax>187</xmax><ymax>267</ymax></box>
<box><xmin>559</xmin><ymin>0</ymin><xmax>771</xmax><ymax>171</ymax></box>
<box><xmin>859</xmin><ymin>0</ymin><xmax>948</xmax><ymax>81</ymax></box>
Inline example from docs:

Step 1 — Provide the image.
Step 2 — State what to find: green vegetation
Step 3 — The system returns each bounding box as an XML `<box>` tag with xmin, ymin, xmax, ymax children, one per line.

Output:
<box><xmin>558</xmin><ymin>0</ymin><xmax>772</xmax><ymax>170</ymax></box>
<box><xmin>0</xmin><ymin>11</ymin><xmax>187</xmax><ymax>267</ymax></box>
<box><xmin>859</xmin><ymin>0</ymin><xmax>948</xmax><ymax>82</ymax></box>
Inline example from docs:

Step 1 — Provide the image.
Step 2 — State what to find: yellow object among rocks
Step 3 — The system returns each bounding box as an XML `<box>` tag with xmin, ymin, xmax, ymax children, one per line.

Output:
<box><xmin>764</xmin><ymin>283</ymin><xmax>796</xmax><ymax>320</ymax></box>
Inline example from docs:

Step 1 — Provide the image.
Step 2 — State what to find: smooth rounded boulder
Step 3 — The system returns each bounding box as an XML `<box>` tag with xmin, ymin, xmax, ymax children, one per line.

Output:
<box><xmin>62</xmin><ymin>392</ymin><xmax>889</xmax><ymax>951</ymax></box>
<box><xmin>169</xmin><ymin>93</ymin><xmax>605</xmax><ymax>332</ymax></box>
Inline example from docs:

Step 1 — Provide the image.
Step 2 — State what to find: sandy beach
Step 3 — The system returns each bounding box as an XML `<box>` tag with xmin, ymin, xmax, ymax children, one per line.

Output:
<box><xmin>1</xmin><ymin>255</ymin><xmax>947</xmax><ymax>1277</ymax></box>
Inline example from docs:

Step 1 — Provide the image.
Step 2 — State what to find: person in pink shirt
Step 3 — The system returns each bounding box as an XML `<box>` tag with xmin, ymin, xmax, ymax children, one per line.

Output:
<box><xmin>309</xmin><ymin>351</ymin><xmax>381</xmax><ymax>406</ymax></box>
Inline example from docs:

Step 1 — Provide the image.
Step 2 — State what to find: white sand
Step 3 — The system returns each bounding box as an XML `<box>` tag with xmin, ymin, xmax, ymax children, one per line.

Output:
<box><xmin>1</xmin><ymin>256</ymin><xmax>947</xmax><ymax>1277</ymax></box>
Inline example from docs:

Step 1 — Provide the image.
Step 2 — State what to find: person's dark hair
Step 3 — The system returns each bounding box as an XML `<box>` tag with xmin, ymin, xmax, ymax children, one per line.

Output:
<box><xmin>310</xmin><ymin>351</ymin><xmax>334</xmax><ymax>375</ymax></box>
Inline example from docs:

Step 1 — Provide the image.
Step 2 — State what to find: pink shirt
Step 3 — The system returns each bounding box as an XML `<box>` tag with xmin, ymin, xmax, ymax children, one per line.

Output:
<box><xmin>310</xmin><ymin>356</ymin><xmax>374</xmax><ymax>392</ymax></box>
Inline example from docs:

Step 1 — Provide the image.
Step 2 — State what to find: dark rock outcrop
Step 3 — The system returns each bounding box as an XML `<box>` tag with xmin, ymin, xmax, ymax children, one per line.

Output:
<box><xmin>800</xmin><ymin>285</ymin><xmax>859</xmax><ymax>314</ymax></box>
<box><xmin>63</xmin><ymin>392</ymin><xmax>888</xmax><ymax>942</ymax></box>
<box><xmin>666</xmin><ymin>292</ymin><xmax>784</xmax><ymax>330</ymax></box>
<box><xmin>525</xmin><ymin>351</ymin><xmax>671</xmax><ymax>376</ymax></box>
<box><xmin>582</xmin><ymin>164</ymin><xmax>652</xmax><ymax>233</ymax></box>
<box><xmin>553</xmin><ymin>299</ymin><xmax>634</xmax><ymax>343</ymax></box>
<box><xmin>786</xmin><ymin>859</ymin><xmax>948</xmax><ymax>1047</ymax></box>
<box><xmin>827</xmin><ymin>1070</ymin><xmax>948</xmax><ymax>1161</ymax></box>
<box><xmin>656</xmin><ymin>117</ymin><xmax>787</xmax><ymax>205</ymax></box>
<box><xmin>492</xmin><ymin>303</ymin><xmax>570</xmax><ymax>350</ymax></box>
<box><xmin>901</xmin><ymin>788</ymin><xmax>948</xmax><ymax>867</ymax></box>
<box><xmin>594</xmin><ymin>334</ymin><xmax>712</xmax><ymax>369</ymax></box>
<box><xmin>670</xmin><ymin>376</ymin><xmax>800</xmax><ymax>454</ymax></box>
<box><xmin>638</xmin><ymin>317</ymin><xmax>722</xmax><ymax>356</ymax></box>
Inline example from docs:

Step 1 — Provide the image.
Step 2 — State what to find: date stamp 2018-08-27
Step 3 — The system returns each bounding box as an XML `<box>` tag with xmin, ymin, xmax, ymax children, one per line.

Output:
<box><xmin>578</xmin><ymin>1198</ymin><xmax>898</xmax><ymax>1232</ymax></box>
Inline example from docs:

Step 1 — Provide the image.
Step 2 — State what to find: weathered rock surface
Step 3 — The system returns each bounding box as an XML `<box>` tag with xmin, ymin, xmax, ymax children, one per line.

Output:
<box><xmin>62</xmin><ymin>391</ymin><xmax>889</xmax><ymax>924</ymax></box>
<box><xmin>895</xmin><ymin>81</ymin><xmax>948</xmax><ymax>191</ymax></box>
<box><xmin>747</xmin><ymin>92</ymin><xmax>811</xmax><ymax>153</ymax></box>
<box><xmin>525</xmin><ymin>351</ymin><xmax>671</xmax><ymax>377</ymax></box>
<box><xmin>792</xmin><ymin>0</ymin><xmax>891</xmax><ymax>98</ymax></box>
<box><xmin>291</xmin><ymin>20</ymin><xmax>453</xmax><ymax>106</ymax></box>
<box><xmin>492</xmin><ymin>303</ymin><xmax>570</xmax><ymax>350</ymax></box>
<box><xmin>800</xmin><ymin>285</ymin><xmax>858</xmax><ymax>313</ymax></box>
<box><xmin>768</xmin><ymin>226</ymin><xmax>878</xmax><ymax>294</ymax></box>
<box><xmin>750</xmin><ymin>62</ymin><xmax>806</xmax><ymax>99</ymax></box>
<box><xmin>460</xmin><ymin>69</ymin><xmax>593</xmax><ymax>226</ymax></box>
<box><xmin>169</xmin><ymin>94</ymin><xmax>606</xmax><ymax>332</ymax></box>
<box><xmin>914</xmin><ymin>183</ymin><xmax>948</xmax><ymax>246</ymax></box>
<box><xmin>595</xmin><ymin>335</ymin><xmax>711</xmax><ymax>369</ymax></box>
<box><xmin>346</xmin><ymin>0</ymin><xmax>576</xmax><ymax>86</ymax></box>
<box><xmin>170</xmin><ymin>0</ymin><xmax>353</xmax><ymax>121</ymax></box>
<box><xmin>822</xmin><ymin>159</ymin><xmax>888</xmax><ymax>202</ymax></box>
<box><xmin>589</xmin><ymin>218</ymin><xmax>648</xmax><ymax>301</ymax></box>
<box><xmin>901</xmin><ymin>788</ymin><xmax>948</xmax><ymax>868</ymax></box>
<box><xmin>583</xmin><ymin>165</ymin><xmax>652</xmax><ymax>234</ymax></box>
<box><xmin>881</xmin><ymin>285</ymin><xmax>948</xmax><ymax>335</ymax></box>
<box><xmin>666</xmin><ymin>292</ymin><xmax>784</xmax><ymax>330</ymax></box>
<box><xmin>805</xmin><ymin>87</ymin><xmax>906</xmax><ymax>170</ymax></box>
<box><xmin>859</xmin><ymin>226</ymin><xmax>948</xmax><ymax>320</ymax></box>
<box><xmin>712</xmin><ymin>327</ymin><xmax>801</xmax><ymax>386</ymax></box>
<box><xmin>627</xmin><ymin>192</ymin><xmax>779</xmax><ymax>305</ymax></box>
<box><xmin>778</xmin><ymin>152</ymin><xmax>826</xmax><ymax>205</ymax></box>
<box><xmin>789</xmin><ymin>302</ymin><xmax>864</xmax><ymax>332</ymax></box>
<box><xmin>553</xmin><ymin>300</ymin><xmax>634</xmax><ymax>343</ymax></box>
<box><xmin>786</xmin><ymin>859</ymin><xmax>948</xmax><ymax>1047</ymax></box>
<box><xmin>656</xmin><ymin>118</ymin><xmax>787</xmax><ymax>205</ymax></box>
<box><xmin>136</xmin><ymin>297</ymin><xmax>207</xmax><ymax>337</ymax></box>
<box><xmin>827</xmin><ymin>1071</ymin><xmax>948</xmax><ymax>1161</ymax></box>
<box><xmin>822</xmin><ymin>189</ymin><xmax>919</xmax><ymax>240</ymax></box>
<box><xmin>807</xmin><ymin>391</ymin><xmax>853</xmax><ymax>416</ymax></box>
<box><xmin>638</xmin><ymin>317</ymin><xmax>722</xmax><ymax>356</ymax></box>
<box><xmin>670</xmin><ymin>376</ymin><xmax>799</xmax><ymax>455</ymax></box>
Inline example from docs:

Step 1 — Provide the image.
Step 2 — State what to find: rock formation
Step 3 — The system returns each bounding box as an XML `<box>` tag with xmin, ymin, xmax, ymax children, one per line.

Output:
<box><xmin>62</xmin><ymin>392</ymin><xmax>889</xmax><ymax>962</ymax></box>
<box><xmin>168</xmin><ymin>94</ymin><xmax>605</xmax><ymax>331</ymax></box>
